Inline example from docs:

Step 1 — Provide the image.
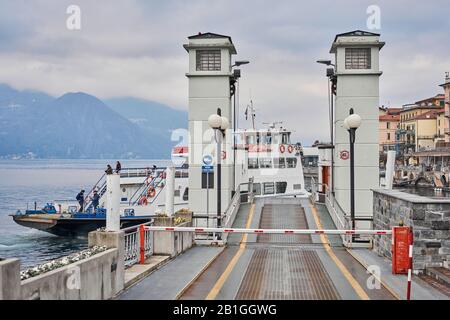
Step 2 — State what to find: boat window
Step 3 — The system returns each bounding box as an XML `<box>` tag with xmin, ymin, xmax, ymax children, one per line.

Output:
<box><xmin>183</xmin><ymin>188</ymin><xmax>189</xmax><ymax>201</ymax></box>
<box><xmin>259</xmin><ymin>158</ymin><xmax>272</xmax><ymax>168</ymax></box>
<box><xmin>272</xmin><ymin>134</ymin><xmax>281</xmax><ymax>144</ymax></box>
<box><xmin>293</xmin><ymin>184</ymin><xmax>302</xmax><ymax>190</ymax></box>
<box><xmin>174</xmin><ymin>190</ymin><xmax>180</xmax><ymax>197</ymax></box>
<box><xmin>246</xmin><ymin>134</ymin><xmax>256</xmax><ymax>145</ymax></box>
<box><xmin>121</xmin><ymin>197</ymin><xmax>128</xmax><ymax>202</ymax></box>
<box><xmin>276</xmin><ymin>182</ymin><xmax>287</xmax><ymax>194</ymax></box>
<box><xmin>274</xmin><ymin>158</ymin><xmax>285</xmax><ymax>169</ymax></box>
<box><xmin>252</xmin><ymin>183</ymin><xmax>261</xmax><ymax>195</ymax></box>
<box><xmin>263</xmin><ymin>182</ymin><xmax>275</xmax><ymax>195</ymax></box>
<box><xmin>286</xmin><ymin>157</ymin><xmax>297</xmax><ymax>168</ymax></box>
<box><xmin>282</xmin><ymin>133</ymin><xmax>289</xmax><ymax>144</ymax></box>
<box><xmin>248</xmin><ymin>158</ymin><xmax>258</xmax><ymax>169</ymax></box>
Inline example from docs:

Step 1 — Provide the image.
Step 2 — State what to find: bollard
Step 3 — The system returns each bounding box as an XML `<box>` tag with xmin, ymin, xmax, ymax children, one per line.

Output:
<box><xmin>140</xmin><ymin>224</ymin><xmax>145</xmax><ymax>264</ymax></box>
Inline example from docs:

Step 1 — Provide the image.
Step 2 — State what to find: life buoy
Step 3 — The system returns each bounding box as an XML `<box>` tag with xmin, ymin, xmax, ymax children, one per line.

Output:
<box><xmin>288</xmin><ymin>145</ymin><xmax>294</xmax><ymax>153</ymax></box>
<box><xmin>279</xmin><ymin>144</ymin><xmax>286</xmax><ymax>153</ymax></box>
<box><xmin>138</xmin><ymin>196</ymin><xmax>148</xmax><ymax>206</ymax></box>
<box><xmin>147</xmin><ymin>186</ymin><xmax>156</xmax><ymax>198</ymax></box>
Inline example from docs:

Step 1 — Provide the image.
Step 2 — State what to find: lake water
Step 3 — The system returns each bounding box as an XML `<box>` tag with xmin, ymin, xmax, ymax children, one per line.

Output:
<box><xmin>0</xmin><ymin>159</ymin><xmax>169</xmax><ymax>269</ymax></box>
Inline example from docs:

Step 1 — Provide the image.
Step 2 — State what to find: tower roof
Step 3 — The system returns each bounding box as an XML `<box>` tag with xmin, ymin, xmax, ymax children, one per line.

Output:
<box><xmin>333</xmin><ymin>30</ymin><xmax>380</xmax><ymax>43</ymax></box>
<box><xmin>184</xmin><ymin>32</ymin><xmax>236</xmax><ymax>54</ymax></box>
<box><xmin>330</xmin><ymin>30</ymin><xmax>384</xmax><ymax>53</ymax></box>
<box><xmin>188</xmin><ymin>32</ymin><xmax>233</xmax><ymax>44</ymax></box>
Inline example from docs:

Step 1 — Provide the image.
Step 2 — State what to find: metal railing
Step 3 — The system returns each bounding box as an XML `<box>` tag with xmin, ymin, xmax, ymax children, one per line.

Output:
<box><xmin>311</xmin><ymin>177</ymin><xmax>369</xmax><ymax>246</ymax></box>
<box><xmin>123</xmin><ymin>222</ymin><xmax>153</xmax><ymax>268</ymax></box>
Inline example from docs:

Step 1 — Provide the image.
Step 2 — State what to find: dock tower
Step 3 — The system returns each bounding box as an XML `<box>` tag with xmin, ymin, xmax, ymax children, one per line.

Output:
<box><xmin>184</xmin><ymin>33</ymin><xmax>237</xmax><ymax>227</ymax></box>
<box><xmin>330</xmin><ymin>31</ymin><xmax>384</xmax><ymax>230</ymax></box>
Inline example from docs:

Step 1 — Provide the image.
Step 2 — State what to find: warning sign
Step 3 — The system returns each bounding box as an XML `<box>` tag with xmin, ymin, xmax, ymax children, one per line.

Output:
<box><xmin>339</xmin><ymin>150</ymin><xmax>350</xmax><ymax>160</ymax></box>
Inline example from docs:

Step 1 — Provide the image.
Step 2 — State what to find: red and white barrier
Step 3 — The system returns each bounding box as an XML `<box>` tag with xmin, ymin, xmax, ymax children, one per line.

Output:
<box><xmin>143</xmin><ymin>225</ymin><xmax>414</xmax><ymax>299</ymax></box>
<box><xmin>143</xmin><ymin>226</ymin><xmax>392</xmax><ymax>235</ymax></box>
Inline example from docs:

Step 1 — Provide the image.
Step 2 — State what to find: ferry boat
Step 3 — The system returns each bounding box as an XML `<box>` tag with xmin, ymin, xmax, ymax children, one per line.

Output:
<box><xmin>11</xmin><ymin>122</ymin><xmax>307</xmax><ymax>236</ymax></box>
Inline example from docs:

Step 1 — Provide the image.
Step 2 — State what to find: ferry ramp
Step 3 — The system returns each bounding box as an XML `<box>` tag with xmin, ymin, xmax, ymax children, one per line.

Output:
<box><xmin>118</xmin><ymin>198</ymin><xmax>396</xmax><ymax>300</ymax></box>
<box><xmin>180</xmin><ymin>198</ymin><xmax>396</xmax><ymax>300</ymax></box>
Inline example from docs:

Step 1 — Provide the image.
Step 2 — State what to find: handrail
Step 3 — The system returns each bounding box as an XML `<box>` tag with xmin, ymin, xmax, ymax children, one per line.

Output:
<box><xmin>128</xmin><ymin>171</ymin><xmax>158</xmax><ymax>205</ymax></box>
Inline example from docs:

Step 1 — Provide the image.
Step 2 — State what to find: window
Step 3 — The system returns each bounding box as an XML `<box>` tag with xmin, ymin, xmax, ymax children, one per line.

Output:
<box><xmin>248</xmin><ymin>158</ymin><xmax>258</xmax><ymax>169</ymax></box>
<box><xmin>387</xmin><ymin>133</ymin><xmax>391</xmax><ymax>141</ymax></box>
<box><xmin>345</xmin><ymin>48</ymin><xmax>371</xmax><ymax>69</ymax></box>
<box><xmin>276</xmin><ymin>182</ymin><xmax>287</xmax><ymax>194</ymax></box>
<box><xmin>182</xmin><ymin>188</ymin><xmax>189</xmax><ymax>201</ymax></box>
<box><xmin>387</xmin><ymin>122</ymin><xmax>390</xmax><ymax>129</ymax></box>
<box><xmin>274</xmin><ymin>157</ymin><xmax>285</xmax><ymax>169</ymax></box>
<box><xmin>196</xmin><ymin>50</ymin><xmax>221</xmax><ymax>71</ymax></box>
<box><xmin>263</xmin><ymin>182</ymin><xmax>275</xmax><ymax>195</ymax></box>
<box><xmin>252</xmin><ymin>183</ymin><xmax>261</xmax><ymax>195</ymax></box>
<box><xmin>259</xmin><ymin>158</ymin><xmax>272</xmax><ymax>168</ymax></box>
<box><xmin>201</xmin><ymin>172</ymin><xmax>214</xmax><ymax>189</ymax></box>
<box><xmin>286</xmin><ymin>158</ymin><xmax>297</xmax><ymax>168</ymax></box>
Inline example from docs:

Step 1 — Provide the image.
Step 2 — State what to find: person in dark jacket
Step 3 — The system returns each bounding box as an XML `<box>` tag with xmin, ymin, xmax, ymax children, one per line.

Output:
<box><xmin>91</xmin><ymin>190</ymin><xmax>100</xmax><ymax>212</ymax></box>
<box><xmin>76</xmin><ymin>189</ymin><xmax>85</xmax><ymax>212</ymax></box>
<box><xmin>105</xmin><ymin>164</ymin><xmax>113</xmax><ymax>175</ymax></box>
<box><xmin>115</xmin><ymin>161</ymin><xmax>122</xmax><ymax>174</ymax></box>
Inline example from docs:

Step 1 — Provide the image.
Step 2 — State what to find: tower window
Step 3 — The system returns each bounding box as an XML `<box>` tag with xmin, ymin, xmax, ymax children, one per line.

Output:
<box><xmin>196</xmin><ymin>50</ymin><xmax>221</xmax><ymax>71</ymax></box>
<box><xmin>345</xmin><ymin>48</ymin><xmax>371</xmax><ymax>69</ymax></box>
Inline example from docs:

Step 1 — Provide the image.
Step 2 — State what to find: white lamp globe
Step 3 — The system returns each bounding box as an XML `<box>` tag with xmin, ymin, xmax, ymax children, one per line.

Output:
<box><xmin>346</xmin><ymin>113</ymin><xmax>362</xmax><ymax>129</ymax></box>
<box><xmin>343</xmin><ymin>117</ymin><xmax>350</xmax><ymax>130</ymax></box>
<box><xmin>220</xmin><ymin>117</ymin><xmax>230</xmax><ymax>130</ymax></box>
<box><xmin>208</xmin><ymin>114</ymin><xmax>222</xmax><ymax>129</ymax></box>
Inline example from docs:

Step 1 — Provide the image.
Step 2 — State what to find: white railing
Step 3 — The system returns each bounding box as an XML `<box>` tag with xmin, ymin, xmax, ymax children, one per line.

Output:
<box><xmin>124</xmin><ymin>230</ymin><xmax>140</xmax><ymax>267</ymax></box>
<box><xmin>123</xmin><ymin>223</ymin><xmax>154</xmax><ymax>268</ymax></box>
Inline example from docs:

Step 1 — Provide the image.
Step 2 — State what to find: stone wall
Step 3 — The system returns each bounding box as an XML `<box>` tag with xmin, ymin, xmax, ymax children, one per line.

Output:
<box><xmin>373</xmin><ymin>189</ymin><xmax>450</xmax><ymax>271</ymax></box>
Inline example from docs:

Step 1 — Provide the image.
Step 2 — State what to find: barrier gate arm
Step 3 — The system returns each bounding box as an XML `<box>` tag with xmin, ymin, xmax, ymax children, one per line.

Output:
<box><xmin>144</xmin><ymin>226</ymin><xmax>392</xmax><ymax>235</ymax></box>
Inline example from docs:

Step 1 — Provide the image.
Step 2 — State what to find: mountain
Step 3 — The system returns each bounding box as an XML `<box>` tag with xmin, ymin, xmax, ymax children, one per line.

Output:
<box><xmin>0</xmin><ymin>84</ymin><xmax>186</xmax><ymax>159</ymax></box>
<box><xmin>105</xmin><ymin>97</ymin><xmax>187</xmax><ymax>137</ymax></box>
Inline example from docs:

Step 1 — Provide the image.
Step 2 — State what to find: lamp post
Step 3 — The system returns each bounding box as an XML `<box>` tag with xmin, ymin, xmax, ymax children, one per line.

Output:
<box><xmin>317</xmin><ymin>59</ymin><xmax>336</xmax><ymax>195</ymax></box>
<box><xmin>343</xmin><ymin>108</ymin><xmax>362</xmax><ymax>230</ymax></box>
<box><xmin>231</xmin><ymin>60</ymin><xmax>250</xmax><ymax>194</ymax></box>
<box><xmin>208</xmin><ymin>109</ymin><xmax>229</xmax><ymax>228</ymax></box>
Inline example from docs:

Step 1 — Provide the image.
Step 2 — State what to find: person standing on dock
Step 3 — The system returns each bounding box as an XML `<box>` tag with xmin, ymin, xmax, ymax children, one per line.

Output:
<box><xmin>105</xmin><ymin>164</ymin><xmax>113</xmax><ymax>175</ymax></box>
<box><xmin>76</xmin><ymin>189</ymin><xmax>85</xmax><ymax>212</ymax></box>
<box><xmin>91</xmin><ymin>190</ymin><xmax>100</xmax><ymax>212</ymax></box>
<box><xmin>115</xmin><ymin>161</ymin><xmax>122</xmax><ymax>174</ymax></box>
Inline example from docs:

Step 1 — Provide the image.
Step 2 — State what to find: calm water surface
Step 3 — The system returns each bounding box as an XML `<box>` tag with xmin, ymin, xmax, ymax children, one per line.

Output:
<box><xmin>0</xmin><ymin>159</ymin><xmax>169</xmax><ymax>269</ymax></box>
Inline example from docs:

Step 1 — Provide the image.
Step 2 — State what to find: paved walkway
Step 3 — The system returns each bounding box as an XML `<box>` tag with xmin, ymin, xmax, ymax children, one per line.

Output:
<box><xmin>348</xmin><ymin>248</ymin><xmax>450</xmax><ymax>300</ymax></box>
<box><xmin>119</xmin><ymin>246</ymin><xmax>223</xmax><ymax>300</ymax></box>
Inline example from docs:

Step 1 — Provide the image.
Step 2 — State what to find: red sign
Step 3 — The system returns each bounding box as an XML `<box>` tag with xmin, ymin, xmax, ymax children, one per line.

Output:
<box><xmin>340</xmin><ymin>150</ymin><xmax>350</xmax><ymax>160</ymax></box>
<box><xmin>392</xmin><ymin>227</ymin><xmax>411</xmax><ymax>274</ymax></box>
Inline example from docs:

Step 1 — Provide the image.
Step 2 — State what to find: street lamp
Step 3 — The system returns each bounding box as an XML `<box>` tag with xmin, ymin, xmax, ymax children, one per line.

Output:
<box><xmin>343</xmin><ymin>108</ymin><xmax>362</xmax><ymax>231</ymax></box>
<box><xmin>208</xmin><ymin>108</ymin><xmax>229</xmax><ymax>229</ymax></box>
<box><xmin>231</xmin><ymin>60</ymin><xmax>250</xmax><ymax>67</ymax></box>
<box><xmin>317</xmin><ymin>59</ymin><xmax>336</xmax><ymax>195</ymax></box>
<box><xmin>231</xmin><ymin>60</ymin><xmax>250</xmax><ymax>195</ymax></box>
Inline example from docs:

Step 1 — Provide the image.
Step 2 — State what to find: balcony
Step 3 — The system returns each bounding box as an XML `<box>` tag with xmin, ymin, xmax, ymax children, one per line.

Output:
<box><xmin>445</xmin><ymin>128</ymin><xmax>450</xmax><ymax>135</ymax></box>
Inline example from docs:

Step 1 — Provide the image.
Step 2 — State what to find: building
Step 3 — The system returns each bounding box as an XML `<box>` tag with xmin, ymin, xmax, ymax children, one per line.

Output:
<box><xmin>330</xmin><ymin>30</ymin><xmax>384</xmax><ymax>230</ymax></box>
<box><xmin>440</xmin><ymin>72</ymin><xmax>450</xmax><ymax>142</ymax></box>
<box><xmin>397</xmin><ymin>99</ymin><xmax>444</xmax><ymax>154</ymax></box>
<box><xmin>379</xmin><ymin>108</ymin><xmax>400</xmax><ymax>153</ymax></box>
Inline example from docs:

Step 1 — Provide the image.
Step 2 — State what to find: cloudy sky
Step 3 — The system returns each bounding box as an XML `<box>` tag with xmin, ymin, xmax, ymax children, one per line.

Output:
<box><xmin>0</xmin><ymin>0</ymin><xmax>449</xmax><ymax>144</ymax></box>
